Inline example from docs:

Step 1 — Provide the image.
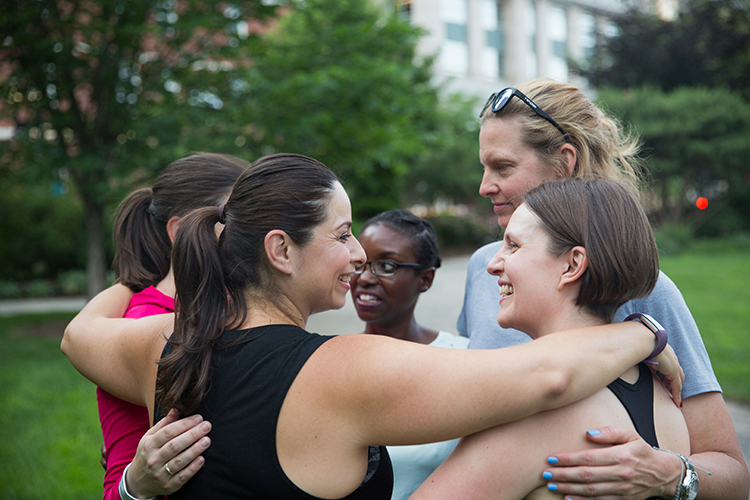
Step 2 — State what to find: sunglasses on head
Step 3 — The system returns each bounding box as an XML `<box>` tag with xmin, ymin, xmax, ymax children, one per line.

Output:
<box><xmin>480</xmin><ymin>87</ymin><xmax>569</xmax><ymax>141</ymax></box>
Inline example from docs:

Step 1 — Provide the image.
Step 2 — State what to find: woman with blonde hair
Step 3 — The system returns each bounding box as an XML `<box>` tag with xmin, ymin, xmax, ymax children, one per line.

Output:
<box><xmin>460</xmin><ymin>78</ymin><xmax>748</xmax><ymax>498</ymax></box>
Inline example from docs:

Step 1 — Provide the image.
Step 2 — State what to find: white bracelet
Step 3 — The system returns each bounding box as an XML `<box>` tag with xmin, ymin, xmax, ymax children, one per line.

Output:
<box><xmin>119</xmin><ymin>463</ymin><xmax>158</xmax><ymax>500</ymax></box>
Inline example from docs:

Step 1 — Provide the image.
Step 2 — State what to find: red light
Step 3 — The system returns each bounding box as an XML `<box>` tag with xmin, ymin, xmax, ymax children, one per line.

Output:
<box><xmin>696</xmin><ymin>197</ymin><xmax>708</xmax><ymax>210</ymax></box>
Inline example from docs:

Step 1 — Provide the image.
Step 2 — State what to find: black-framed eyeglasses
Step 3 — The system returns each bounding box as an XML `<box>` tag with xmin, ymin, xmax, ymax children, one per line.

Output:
<box><xmin>480</xmin><ymin>87</ymin><xmax>569</xmax><ymax>141</ymax></box>
<box><xmin>354</xmin><ymin>260</ymin><xmax>428</xmax><ymax>277</ymax></box>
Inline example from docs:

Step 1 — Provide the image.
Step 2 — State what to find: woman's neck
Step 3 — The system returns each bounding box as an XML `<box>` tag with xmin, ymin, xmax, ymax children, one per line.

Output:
<box><xmin>533</xmin><ymin>308</ymin><xmax>604</xmax><ymax>339</ymax></box>
<box><xmin>238</xmin><ymin>294</ymin><xmax>307</xmax><ymax>330</ymax></box>
<box><xmin>156</xmin><ymin>268</ymin><xmax>176</xmax><ymax>298</ymax></box>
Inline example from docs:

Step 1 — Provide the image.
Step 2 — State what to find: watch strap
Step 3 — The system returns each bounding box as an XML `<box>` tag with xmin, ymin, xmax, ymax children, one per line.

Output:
<box><xmin>624</xmin><ymin>312</ymin><xmax>668</xmax><ymax>360</ymax></box>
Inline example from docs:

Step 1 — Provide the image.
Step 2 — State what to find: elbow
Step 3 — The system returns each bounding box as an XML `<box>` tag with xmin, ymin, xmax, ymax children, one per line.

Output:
<box><xmin>60</xmin><ymin>325</ymin><xmax>72</xmax><ymax>359</ymax></box>
<box><xmin>60</xmin><ymin>319</ymin><xmax>78</xmax><ymax>360</ymax></box>
<box><xmin>541</xmin><ymin>367</ymin><xmax>574</xmax><ymax>407</ymax></box>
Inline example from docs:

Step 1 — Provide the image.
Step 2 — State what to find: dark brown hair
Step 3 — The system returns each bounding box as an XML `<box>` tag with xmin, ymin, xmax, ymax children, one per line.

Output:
<box><xmin>361</xmin><ymin>209</ymin><xmax>441</xmax><ymax>269</ymax></box>
<box><xmin>523</xmin><ymin>178</ymin><xmax>659</xmax><ymax>323</ymax></box>
<box><xmin>113</xmin><ymin>153</ymin><xmax>249</xmax><ymax>292</ymax></box>
<box><xmin>158</xmin><ymin>153</ymin><xmax>339</xmax><ymax>414</ymax></box>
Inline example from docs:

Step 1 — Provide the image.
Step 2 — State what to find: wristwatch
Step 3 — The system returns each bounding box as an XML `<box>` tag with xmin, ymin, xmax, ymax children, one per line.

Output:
<box><xmin>673</xmin><ymin>452</ymin><xmax>699</xmax><ymax>500</ymax></box>
<box><xmin>624</xmin><ymin>312</ymin><xmax>668</xmax><ymax>360</ymax></box>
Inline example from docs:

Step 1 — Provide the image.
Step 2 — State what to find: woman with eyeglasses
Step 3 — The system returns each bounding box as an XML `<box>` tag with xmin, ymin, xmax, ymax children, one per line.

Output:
<box><xmin>62</xmin><ymin>153</ymin><xmax>681</xmax><ymax>500</ymax></box>
<box><xmin>413</xmin><ymin>178</ymin><xmax>693</xmax><ymax>499</ymax></box>
<box><xmin>460</xmin><ymin>78</ymin><xmax>748</xmax><ymax>498</ymax></box>
<box><xmin>351</xmin><ymin>209</ymin><xmax>468</xmax><ymax>500</ymax></box>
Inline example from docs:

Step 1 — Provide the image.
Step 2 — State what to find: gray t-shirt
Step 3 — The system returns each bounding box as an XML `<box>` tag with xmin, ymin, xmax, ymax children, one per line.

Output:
<box><xmin>457</xmin><ymin>241</ymin><xmax>721</xmax><ymax>399</ymax></box>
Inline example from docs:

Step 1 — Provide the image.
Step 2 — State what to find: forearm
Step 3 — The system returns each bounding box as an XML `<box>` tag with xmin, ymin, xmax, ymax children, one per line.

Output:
<box><xmin>689</xmin><ymin>450</ymin><xmax>750</xmax><ymax>500</ymax></box>
<box><xmin>61</xmin><ymin>283</ymin><xmax>135</xmax><ymax>362</ymax></box>
<box><xmin>532</xmin><ymin>321</ymin><xmax>677</xmax><ymax>411</ymax></box>
<box><xmin>684</xmin><ymin>392</ymin><xmax>750</xmax><ymax>500</ymax></box>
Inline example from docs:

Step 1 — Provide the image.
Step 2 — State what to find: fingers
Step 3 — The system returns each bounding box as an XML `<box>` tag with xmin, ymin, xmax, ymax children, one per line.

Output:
<box><xmin>546</xmin><ymin>426</ymin><xmax>641</xmax><ymax>467</ymax></box>
<box><xmin>149</xmin><ymin>412</ymin><xmax>209</xmax><ymax>451</ymax></box>
<box><xmin>161</xmin><ymin>435</ymin><xmax>211</xmax><ymax>492</ymax></box>
<box><xmin>543</xmin><ymin>479</ymin><xmax>633</xmax><ymax>500</ymax></box>
<box><xmin>650</xmin><ymin>345</ymin><xmax>684</xmax><ymax>406</ymax></box>
<box><xmin>100</xmin><ymin>443</ymin><xmax>108</xmax><ymax>470</ymax></box>
<box><xmin>128</xmin><ymin>411</ymin><xmax>213</xmax><ymax>497</ymax></box>
<box><xmin>542</xmin><ymin>428</ymin><xmax>667</xmax><ymax>500</ymax></box>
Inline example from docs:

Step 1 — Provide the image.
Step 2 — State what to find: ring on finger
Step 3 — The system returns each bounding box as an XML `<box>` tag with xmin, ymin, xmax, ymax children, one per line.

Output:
<box><xmin>165</xmin><ymin>462</ymin><xmax>175</xmax><ymax>476</ymax></box>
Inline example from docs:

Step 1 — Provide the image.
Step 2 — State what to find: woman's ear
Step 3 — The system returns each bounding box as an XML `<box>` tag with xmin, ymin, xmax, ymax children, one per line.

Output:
<box><xmin>560</xmin><ymin>143</ymin><xmax>578</xmax><ymax>176</ymax></box>
<box><xmin>419</xmin><ymin>268</ymin><xmax>435</xmax><ymax>293</ymax></box>
<box><xmin>558</xmin><ymin>246</ymin><xmax>588</xmax><ymax>291</ymax></box>
<box><xmin>166</xmin><ymin>216</ymin><xmax>182</xmax><ymax>244</ymax></box>
<box><xmin>264</xmin><ymin>230</ymin><xmax>293</xmax><ymax>275</ymax></box>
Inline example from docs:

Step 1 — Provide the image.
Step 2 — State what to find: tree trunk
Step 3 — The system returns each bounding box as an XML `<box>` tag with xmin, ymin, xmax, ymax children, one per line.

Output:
<box><xmin>85</xmin><ymin>198</ymin><xmax>108</xmax><ymax>299</ymax></box>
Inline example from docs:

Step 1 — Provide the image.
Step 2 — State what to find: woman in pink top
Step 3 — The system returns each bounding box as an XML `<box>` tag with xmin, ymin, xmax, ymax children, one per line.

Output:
<box><xmin>99</xmin><ymin>153</ymin><xmax>247</xmax><ymax>500</ymax></box>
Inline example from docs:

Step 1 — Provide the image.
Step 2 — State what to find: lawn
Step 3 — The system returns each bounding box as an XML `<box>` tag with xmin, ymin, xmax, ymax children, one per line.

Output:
<box><xmin>660</xmin><ymin>246</ymin><xmax>750</xmax><ymax>401</ymax></box>
<box><xmin>0</xmin><ymin>313</ymin><xmax>103</xmax><ymax>500</ymax></box>
<box><xmin>0</xmin><ymin>244</ymin><xmax>747</xmax><ymax>498</ymax></box>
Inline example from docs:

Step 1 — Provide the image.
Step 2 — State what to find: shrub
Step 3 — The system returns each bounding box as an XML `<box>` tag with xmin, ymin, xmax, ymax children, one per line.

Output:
<box><xmin>24</xmin><ymin>279</ymin><xmax>55</xmax><ymax>298</ymax></box>
<box><xmin>654</xmin><ymin>223</ymin><xmax>694</xmax><ymax>256</ymax></box>
<box><xmin>0</xmin><ymin>280</ymin><xmax>22</xmax><ymax>299</ymax></box>
<box><xmin>57</xmin><ymin>270</ymin><xmax>88</xmax><ymax>296</ymax></box>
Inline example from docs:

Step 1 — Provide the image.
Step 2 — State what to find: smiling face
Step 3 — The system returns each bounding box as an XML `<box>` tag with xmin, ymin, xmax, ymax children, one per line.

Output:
<box><xmin>479</xmin><ymin>117</ymin><xmax>560</xmax><ymax>228</ymax></box>
<box><xmin>350</xmin><ymin>224</ymin><xmax>429</xmax><ymax>328</ymax></box>
<box><xmin>296</xmin><ymin>182</ymin><xmax>366</xmax><ymax>315</ymax></box>
<box><xmin>486</xmin><ymin>204</ymin><xmax>572</xmax><ymax>338</ymax></box>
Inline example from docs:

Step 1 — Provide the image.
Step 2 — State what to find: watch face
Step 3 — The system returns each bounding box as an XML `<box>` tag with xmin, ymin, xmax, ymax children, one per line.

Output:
<box><xmin>685</xmin><ymin>470</ymin><xmax>699</xmax><ymax>500</ymax></box>
<box><xmin>640</xmin><ymin>313</ymin><xmax>665</xmax><ymax>333</ymax></box>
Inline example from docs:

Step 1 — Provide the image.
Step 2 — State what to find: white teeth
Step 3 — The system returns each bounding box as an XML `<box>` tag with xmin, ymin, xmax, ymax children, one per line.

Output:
<box><xmin>359</xmin><ymin>293</ymin><xmax>381</xmax><ymax>304</ymax></box>
<box><xmin>498</xmin><ymin>284</ymin><xmax>514</xmax><ymax>297</ymax></box>
<box><xmin>339</xmin><ymin>274</ymin><xmax>352</xmax><ymax>283</ymax></box>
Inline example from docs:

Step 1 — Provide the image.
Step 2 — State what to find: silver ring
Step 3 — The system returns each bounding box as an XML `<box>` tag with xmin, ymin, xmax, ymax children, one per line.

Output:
<box><xmin>165</xmin><ymin>462</ymin><xmax>175</xmax><ymax>476</ymax></box>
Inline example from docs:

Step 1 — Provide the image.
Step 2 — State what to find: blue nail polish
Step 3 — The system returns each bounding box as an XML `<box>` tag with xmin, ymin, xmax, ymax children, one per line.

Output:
<box><xmin>547</xmin><ymin>456</ymin><xmax>558</xmax><ymax>464</ymax></box>
<box><xmin>543</xmin><ymin>471</ymin><xmax>553</xmax><ymax>479</ymax></box>
<box><xmin>587</xmin><ymin>429</ymin><xmax>601</xmax><ymax>436</ymax></box>
<box><xmin>548</xmin><ymin>483</ymin><xmax>558</xmax><ymax>491</ymax></box>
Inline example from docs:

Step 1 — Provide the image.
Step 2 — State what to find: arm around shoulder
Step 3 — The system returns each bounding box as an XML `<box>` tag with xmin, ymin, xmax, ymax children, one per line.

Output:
<box><xmin>61</xmin><ymin>284</ymin><xmax>172</xmax><ymax>405</ymax></box>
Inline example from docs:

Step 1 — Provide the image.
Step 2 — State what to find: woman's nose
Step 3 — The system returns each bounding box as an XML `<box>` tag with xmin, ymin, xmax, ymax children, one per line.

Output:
<box><xmin>487</xmin><ymin>248</ymin><xmax>506</xmax><ymax>276</ymax></box>
<box><xmin>479</xmin><ymin>170</ymin><xmax>499</xmax><ymax>198</ymax></box>
<box><xmin>350</xmin><ymin>236</ymin><xmax>366</xmax><ymax>265</ymax></box>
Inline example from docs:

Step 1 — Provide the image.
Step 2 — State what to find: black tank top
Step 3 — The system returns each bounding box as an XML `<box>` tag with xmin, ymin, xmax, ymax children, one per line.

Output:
<box><xmin>607</xmin><ymin>362</ymin><xmax>660</xmax><ymax>500</ymax></box>
<box><xmin>606</xmin><ymin>362</ymin><xmax>658</xmax><ymax>447</ymax></box>
<box><xmin>157</xmin><ymin>325</ymin><xmax>393</xmax><ymax>499</ymax></box>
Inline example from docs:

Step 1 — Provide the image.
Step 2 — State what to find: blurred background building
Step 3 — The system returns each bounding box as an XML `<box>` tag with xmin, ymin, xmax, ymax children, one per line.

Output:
<box><xmin>388</xmin><ymin>0</ymin><xmax>676</xmax><ymax>100</ymax></box>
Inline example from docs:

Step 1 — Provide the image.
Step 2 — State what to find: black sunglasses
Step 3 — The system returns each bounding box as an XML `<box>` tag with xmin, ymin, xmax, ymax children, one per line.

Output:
<box><xmin>480</xmin><ymin>87</ymin><xmax>569</xmax><ymax>141</ymax></box>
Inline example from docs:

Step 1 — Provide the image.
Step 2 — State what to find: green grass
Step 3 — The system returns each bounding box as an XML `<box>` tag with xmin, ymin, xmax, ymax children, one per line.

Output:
<box><xmin>0</xmin><ymin>313</ymin><xmax>102</xmax><ymax>500</ymax></box>
<box><xmin>660</xmin><ymin>246</ymin><xmax>750</xmax><ymax>402</ymax></box>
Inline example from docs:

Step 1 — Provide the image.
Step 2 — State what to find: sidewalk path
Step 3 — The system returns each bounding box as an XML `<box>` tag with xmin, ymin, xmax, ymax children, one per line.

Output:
<box><xmin>3</xmin><ymin>255</ymin><xmax>750</xmax><ymax>482</ymax></box>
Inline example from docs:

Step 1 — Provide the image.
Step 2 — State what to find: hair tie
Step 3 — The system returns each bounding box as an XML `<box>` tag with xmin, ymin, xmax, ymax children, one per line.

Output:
<box><xmin>218</xmin><ymin>203</ymin><xmax>226</xmax><ymax>224</ymax></box>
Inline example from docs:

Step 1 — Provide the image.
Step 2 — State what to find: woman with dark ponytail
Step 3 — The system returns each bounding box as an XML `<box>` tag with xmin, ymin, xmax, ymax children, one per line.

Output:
<box><xmin>63</xmin><ymin>153</ymin><xmax>682</xmax><ymax>500</ymax></box>
<box><xmin>96</xmin><ymin>153</ymin><xmax>247</xmax><ymax>500</ymax></box>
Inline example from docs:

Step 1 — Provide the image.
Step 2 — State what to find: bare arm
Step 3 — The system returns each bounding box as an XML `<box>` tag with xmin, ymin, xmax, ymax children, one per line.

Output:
<box><xmin>61</xmin><ymin>283</ymin><xmax>172</xmax><ymax>406</ymax></box>
<box><xmin>295</xmin><ymin>321</ymin><xmax>681</xmax><ymax>448</ymax></box>
<box><xmin>540</xmin><ymin>393</ymin><xmax>749</xmax><ymax>499</ymax></box>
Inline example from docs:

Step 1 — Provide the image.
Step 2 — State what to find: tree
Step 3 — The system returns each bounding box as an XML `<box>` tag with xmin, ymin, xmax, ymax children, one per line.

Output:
<box><xmin>576</xmin><ymin>0</ymin><xmax>750</xmax><ymax>101</ymax></box>
<box><xmin>597</xmin><ymin>86</ymin><xmax>750</xmax><ymax>233</ymax></box>
<box><xmin>245</xmin><ymin>0</ymin><xmax>465</xmax><ymax>220</ymax></box>
<box><xmin>0</xmin><ymin>0</ymin><xmax>274</xmax><ymax>296</ymax></box>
